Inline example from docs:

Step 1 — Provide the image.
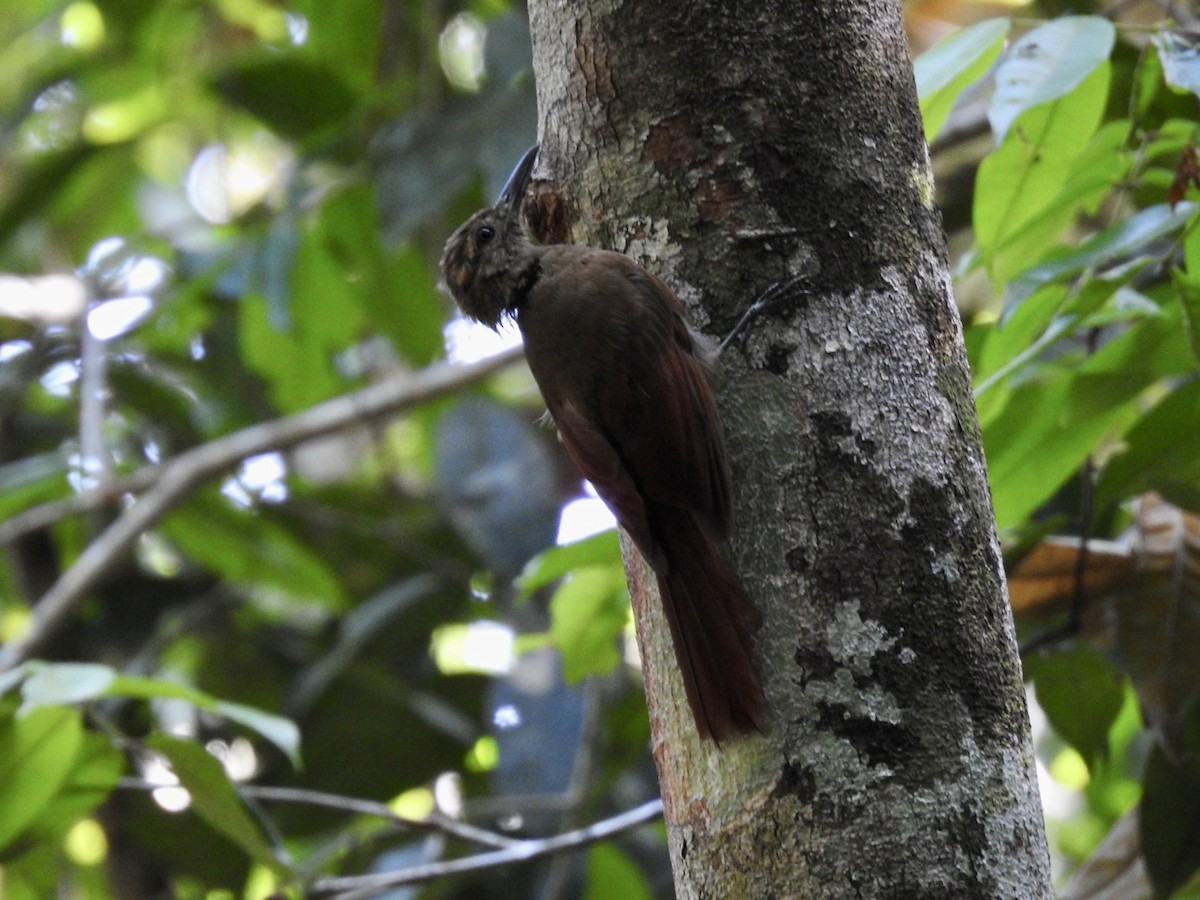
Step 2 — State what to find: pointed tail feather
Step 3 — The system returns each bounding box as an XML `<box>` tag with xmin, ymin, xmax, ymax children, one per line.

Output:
<box><xmin>654</xmin><ymin>509</ymin><xmax>764</xmax><ymax>741</ymax></box>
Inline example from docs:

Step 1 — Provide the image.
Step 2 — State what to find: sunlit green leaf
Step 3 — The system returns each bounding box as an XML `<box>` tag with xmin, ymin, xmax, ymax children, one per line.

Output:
<box><xmin>1004</xmin><ymin>202</ymin><xmax>1194</xmax><ymax>318</ymax></box>
<box><xmin>24</xmin><ymin>731</ymin><xmax>123</xmax><ymax>837</ymax></box>
<box><xmin>988</xmin><ymin>16</ymin><xmax>1115</xmax><ymax>142</ymax></box>
<box><xmin>549</xmin><ymin>566</ymin><xmax>628</xmax><ymax>682</ymax></box>
<box><xmin>914</xmin><ymin>18</ymin><xmax>1010</xmax><ymax>143</ymax></box>
<box><xmin>975</xmin><ymin>64</ymin><xmax>1111</xmax><ymax>283</ymax></box>
<box><xmin>0</xmin><ymin>706</ymin><xmax>83</xmax><ymax>851</ymax></box>
<box><xmin>985</xmin><ymin>372</ymin><xmax>1140</xmax><ymax>532</ymax></box>
<box><xmin>519</xmin><ymin>530</ymin><xmax>622</xmax><ymax>595</ymax></box>
<box><xmin>1153</xmin><ymin>32</ymin><xmax>1200</xmax><ymax>100</ymax></box>
<box><xmin>146</xmin><ymin>735</ymin><xmax>290</xmax><ymax>877</ymax></box>
<box><xmin>584</xmin><ymin>843</ymin><xmax>652</xmax><ymax>900</ymax></box>
<box><xmin>17</xmin><ymin>663</ymin><xmax>116</xmax><ymax>713</ymax></box>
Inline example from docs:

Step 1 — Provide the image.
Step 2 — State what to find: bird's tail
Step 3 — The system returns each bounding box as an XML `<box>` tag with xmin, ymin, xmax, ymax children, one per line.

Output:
<box><xmin>655</xmin><ymin>510</ymin><xmax>764</xmax><ymax>741</ymax></box>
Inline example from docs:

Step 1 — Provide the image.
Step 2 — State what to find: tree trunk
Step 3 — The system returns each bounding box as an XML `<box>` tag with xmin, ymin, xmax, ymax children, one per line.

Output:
<box><xmin>526</xmin><ymin>0</ymin><xmax>1053</xmax><ymax>896</ymax></box>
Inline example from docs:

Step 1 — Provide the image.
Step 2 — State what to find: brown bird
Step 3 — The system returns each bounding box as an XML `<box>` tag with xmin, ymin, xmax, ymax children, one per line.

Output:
<box><xmin>440</xmin><ymin>146</ymin><xmax>763</xmax><ymax>741</ymax></box>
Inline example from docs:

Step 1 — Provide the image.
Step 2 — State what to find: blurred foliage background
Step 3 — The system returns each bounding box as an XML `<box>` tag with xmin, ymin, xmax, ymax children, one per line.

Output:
<box><xmin>0</xmin><ymin>0</ymin><xmax>1199</xmax><ymax>897</ymax></box>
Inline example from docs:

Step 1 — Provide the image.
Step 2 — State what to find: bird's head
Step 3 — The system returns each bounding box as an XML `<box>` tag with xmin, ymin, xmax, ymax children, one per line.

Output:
<box><xmin>440</xmin><ymin>145</ymin><xmax>540</xmax><ymax>329</ymax></box>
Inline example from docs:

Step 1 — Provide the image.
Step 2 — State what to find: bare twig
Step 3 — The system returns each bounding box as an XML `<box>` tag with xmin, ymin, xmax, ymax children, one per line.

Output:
<box><xmin>541</xmin><ymin>676</ymin><xmax>604</xmax><ymax>900</ymax></box>
<box><xmin>312</xmin><ymin>799</ymin><xmax>664</xmax><ymax>899</ymax></box>
<box><xmin>116</xmin><ymin>778</ymin><xmax>521</xmax><ymax>850</ymax></box>
<box><xmin>245</xmin><ymin>785</ymin><xmax>521</xmax><ymax>850</ymax></box>
<box><xmin>0</xmin><ymin>348</ymin><xmax>523</xmax><ymax>671</ymax></box>
<box><xmin>0</xmin><ymin>465</ymin><xmax>162</xmax><ymax>545</ymax></box>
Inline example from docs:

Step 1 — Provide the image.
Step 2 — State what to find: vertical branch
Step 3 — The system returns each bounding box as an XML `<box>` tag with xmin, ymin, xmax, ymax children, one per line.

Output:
<box><xmin>78</xmin><ymin>299</ymin><xmax>112</xmax><ymax>491</ymax></box>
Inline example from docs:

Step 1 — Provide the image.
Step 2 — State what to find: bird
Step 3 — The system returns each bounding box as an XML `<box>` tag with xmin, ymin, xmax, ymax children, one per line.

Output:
<box><xmin>440</xmin><ymin>145</ymin><xmax>764</xmax><ymax>741</ymax></box>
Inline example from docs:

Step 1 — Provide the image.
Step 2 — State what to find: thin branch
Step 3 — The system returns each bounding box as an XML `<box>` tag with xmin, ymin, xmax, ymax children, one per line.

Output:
<box><xmin>541</xmin><ymin>676</ymin><xmax>604</xmax><ymax>900</ymax></box>
<box><xmin>311</xmin><ymin>799</ymin><xmax>664</xmax><ymax>899</ymax></box>
<box><xmin>116</xmin><ymin>778</ymin><xmax>521</xmax><ymax>850</ymax></box>
<box><xmin>0</xmin><ymin>348</ymin><xmax>523</xmax><ymax>671</ymax></box>
<box><xmin>0</xmin><ymin>465</ymin><xmax>162</xmax><ymax>545</ymax></box>
<box><xmin>245</xmin><ymin>785</ymin><xmax>521</xmax><ymax>850</ymax></box>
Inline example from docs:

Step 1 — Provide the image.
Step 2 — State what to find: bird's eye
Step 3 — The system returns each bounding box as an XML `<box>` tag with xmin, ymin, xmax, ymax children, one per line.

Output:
<box><xmin>476</xmin><ymin>225</ymin><xmax>495</xmax><ymax>244</ymax></box>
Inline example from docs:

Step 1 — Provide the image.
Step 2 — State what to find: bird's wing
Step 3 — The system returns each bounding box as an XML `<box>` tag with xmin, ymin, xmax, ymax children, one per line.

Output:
<box><xmin>523</xmin><ymin>248</ymin><xmax>732</xmax><ymax>567</ymax></box>
<box><xmin>598</xmin><ymin>264</ymin><xmax>731</xmax><ymax>539</ymax></box>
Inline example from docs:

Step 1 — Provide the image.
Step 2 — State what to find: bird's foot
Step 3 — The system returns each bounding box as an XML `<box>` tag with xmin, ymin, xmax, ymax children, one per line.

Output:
<box><xmin>718</xmin><ymin>275</ymin><xmax>809</xmax><ymax>355</ymax></box>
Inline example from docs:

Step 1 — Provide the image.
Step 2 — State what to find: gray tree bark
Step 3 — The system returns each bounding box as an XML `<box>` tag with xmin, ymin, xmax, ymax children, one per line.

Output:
<box><xmin>525</xmin><ymin>0</ymin><xmax>1052</xmax><ymax>896</ymax></box>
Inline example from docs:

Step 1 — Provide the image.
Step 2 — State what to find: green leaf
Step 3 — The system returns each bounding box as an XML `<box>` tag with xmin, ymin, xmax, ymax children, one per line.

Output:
<box><xmin>986</xmin><ymin>305</ymin><xmax>1196</xmax><ymax>531</ymax></box>
<box><xmin>161</xmin><ymin>489</ymin><xmax>348</xmax><ymax>612</ymax></box>
<box><xmin>291</xmin><ymin>1</ymin><xmax>381</xmax><ymax>92</ymax></box>
<box><xmin>0</xmin><ymin>666</ymin><xmax>30</xmax><ymax>698</ymax></box>
<box><xmin>0</xmin><ymin>143</ymin><xmax>98</xmax><ymax>247</ymax></box>
<box><xmin>210</xmin><ymin>700</ymin><xmax>302</xmax><ymax>767</ymax></box>
<box><xmin>1131</xmin><ymin>40</ymin><xmax>1165</xmax><ymax>125</ymax></box>
<box><xmin>146</xmin><ymin>735</ymin><xmax>290</xmax><ymax>878</ymax></box>
<box><xmin>0</xmin><ymin>461</ymin><xmax>70</xmax><ymax>523</ymax></box>
<box><xmin>972</xmin><ymin>283</ymin><xmax>1072</xmax><ymax>400</ymax></box>
<box><xmin>381</xmin><ymin>244</ymin><xmax>447</xmax><ymax>365</ymax></box>
<box><xmin>1028</xmin><ymin>643</ymin><xmax>1124</xmax><ymax>769</ymax></box>
<box><xmin>0</xmin><ymin>707</ymin><xmax>83</xmax><ymax>851</ymax></box>
<box><xmin>23</xmin><ymin>731</ymin><xmax>123</xmax><ymax>838</ymax></box>
<box><xmin>17</xmin><ymin>663</ymin><xmax>116</xmax><ymax>714</ymax></box>
<box><xmin>975</xmin><ymin>63</ymin><xmax>1111</xmax><ymax>283</ymax></box>
<box><xmin>1003</xmin><ymin>202</ymin><xmax>1194</xmax><ymax>318</ymax></box>
<box><xmin>212</xmin><ymin>58</ymin><xmax>357</xmax><ymax>141</ymax></box>
<box><xmin>0</xmin><ymin>843</ymin><xmax>59</xmax><ymax>899</ymax></box>
<box><xmin>984</xmin><ymin>373</ymin><xmax>1140</xmax><ymax>532</ymax></box>
<box><xmin>1142</xmin><ymin>743</ymin><xmax>1200</xmax><ymax>897</ymax></box>
<box><xmin>239</xmin><ymin>293</ymin><xmax>343</xmax><ymax>412</ymax></box>
<box><xmin>1154</xmin><ymin>32</ymin><xmax>1200</xmax><ymax>100</ymax></box>
<box><xmin>1179</xmin><ymin>218</ymin><xmax>1200</xmax><ymax>365</ymax></box>
<box><xmin>108</xmin><ymin>674</ymin><xmax>301</xmax><ymax>766</ymax></box>
<box><xmin>549</xmin><ymin>566</ymin><xmax>628</xmax><ymax>682</ymax></box>
<box><xmin>290</xmin><ymin>201</ymin><xmax>369</xmax><ymax>351</ymax></box>
<box><xmin>310</xmin><ymin>185</ymin><xmax>445</xmax><ymax>366</ymax></box>
<box><xmin>1186</xmin><ymin>209</ymin><xmax>1200</xmax><ymax>274</ymax></box>
<box><xmin>519</xmin><ymin>530</ymin><xmax>622</xmax><ymax>595</ymax></box>
<box><xmin>988</xmin><ymin>16</ymin><xmax>1116</xmax><ymax>143</ymax></box>
<box><xmin>914</xmin><ymin>18</ymin><xmax>1010</xmax><ymax>143</ymax></box>
<box><xmin>584</xmin><ymin>843</ymin><xmax>652</xmax><ymax>900</ymax></box>
<box><xmin>1173</xmin><ymin>267</ymin><xmax>1200</xmax><ymax>366</ymax></box>
<box><xmin>1095</xmin><ymin>380</ymin><xmax>1200</xmax><ymax>513</ymax></box>
<box><xmin>10</xmin><ymin>663</ymin><xmax>302</xmax><ymax>766</ymax></box>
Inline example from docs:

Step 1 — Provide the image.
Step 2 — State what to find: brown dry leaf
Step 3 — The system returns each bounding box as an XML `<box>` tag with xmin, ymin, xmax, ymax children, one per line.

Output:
<box><xmin>1012</xmin><ymin>495</ymin><xmax>1200</xmax><ymax>752</ymax></box>
<box><xmin>1008</xmin><ymin>537</ymin><xmax>1135</xmax><ymax>619</ymax></box>
<box><xmin>1112</xmin><ymin>495</ymin><xmax>1200</xmax><ymax>748</ymax></box>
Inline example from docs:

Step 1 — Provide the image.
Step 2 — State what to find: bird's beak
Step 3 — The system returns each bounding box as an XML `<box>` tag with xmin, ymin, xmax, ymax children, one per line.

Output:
<box><xmin>497</xmin><ymin>144</ymin><xmax>539</xmax><ymax>216</ymax></box>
